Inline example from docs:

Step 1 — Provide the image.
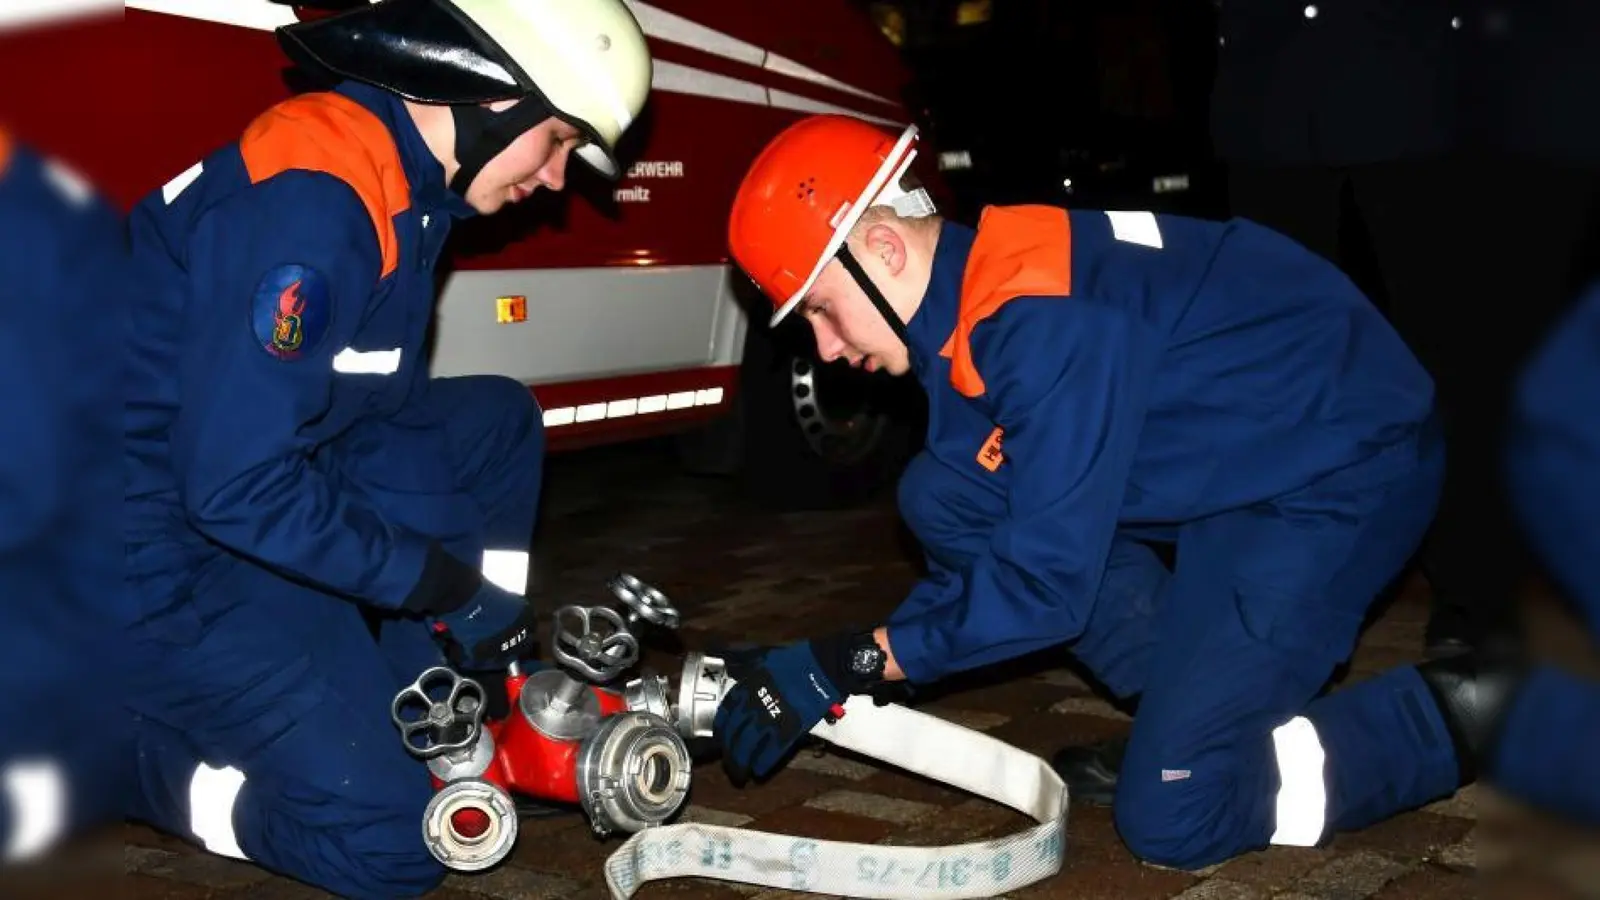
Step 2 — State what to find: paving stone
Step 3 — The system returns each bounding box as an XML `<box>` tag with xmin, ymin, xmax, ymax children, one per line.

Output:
<box><xmin>1209</xmin><ymin>846</ymin><xmax>1332</xmax><ymax>889</ymax></box>
<box><xmin>920</xmin><ymin>706</ymin><xmax>1014</xmax><ymax>731</ymax></box>
<box><xmin>127</xmin><ymin>845</ymin><xmax>180</xmax><ymax>873</ymax></box>
<box><xmin>1345</xmin><ymin>645</ymin><xmax>1428</xmax><ymax>678</ymax></box>
<box><xmin>1169</xmin><ymin>879</ymin><xmax>1269</xmax><ymax>900</ymax></box>
<box><xmin>988</xmin><ymin>710</ymin><xmax>1129</xmax><ymax>758</ymax></box>
<box><xmin>504</xmin><ymin>821</ymin><xmax>621</xmax><ymax>872</ymax></box>
<box><xmin>4</xmin><ymin>851</ymin><xmax>130</xmax><ymax>900</ymax></box>
<box><xmin>115</xmin><ymin>873</ymin><xmax>235</xmax><ymax>900</ymax></box>
<box><xmin>1032</xmin><ymin>668</ymin><xmax>1094</xmax><ymax>691</ymax></box>
<box><xmin>123</xmin><ymin>823</ymin><xmax>204</xmax><ymax>856</ymax></box>
<box><xmin>1143</xmin><ymin>859</ymin><xmax>1223</xmax><ymax>878</ymax></box>
<box><xmin>1284</xmin><ymin>850</ymin><xmax>1415</xmax><ymax>900</ymax></box>
<box><xmin>1368</xmin><ymin>864</ymin><xmax>1481</xmax><ymax>899</ymax></box>
<box><xmin>675</xmin><ymin>807</ymin><xmax>756</xmax><ymax>828</ymax></box>
<box><xmin>803</xmin><ymin>789</ymin><xmax>941</xmax><ymax>825</ymax></box>
<box><xmin>1331</xmin><ymin>810</ymin><xmax>1474</xmax><ymax>862</ymax></box>
<box><xmin>640</xmin><ymin>878</ymin><xmax>762</xmax><ymax>898</ymax></box>
<box><xmin>128</xmin><ymin>845</ymin><xmax>273</xmax><ymax>889</ymax></box>
<box><xmin>876</xmin><ymin>796</ymin><xmax>1036</xmax><ymax>848</ymax></box>
<box><xmin>940</xmin><ymin>677</ymin><xmax>1083</xmax><ymax>719</ymax></box>
<box><xmin>746</xmin><ymin>803</ymin><xmax>897</xmax><ymax>846</ymax></box>
<box><xmin>682</xmin><ymin>765</ymin><xmax>851</xmax><ymax>821</ymax></box>
<box><xmin>850</xmin><ymin>765</ymin><xmax>983</xmax><ymax>809</ymax></box>
<box><xmin>112</xmin><ymin>449</ymin><xmax>1591</xmax><ymax>900</ymax></box>
<box><xmin>1047</xmin><ymin>695</ymin><xmax>1134</xmax><ymax>720</ymax></box>
<box><xmin>1437</xmin><ymin>828</ymin><xmax>1477</xmax><ymax>872</ymax></box>
<box><xmin>443</xmin><ymin>867</ymin><xmax>585</xmax><ymax>899</ymax></box>
<box><xmin>232</xmin><ymin>881</ymin><xmax>337</xmax><ymax>900</ymax></box>
<box><xmin>1011</xmin><ymin>837</ymin><xmax>1200</xmax><ymax>899</ymax></box>
<box><xmin>1421</xmin><ymin>783</ymin><xmax>1480</xmax><ymax>820</ymax></box>
<box><xmin>413</xmin><ymin>888</ymin><xmax>500</xmax><ymax>900</ymax></box>
<box><xmin>786</xmin><ymin>748</ymin><xmax>881</xmax><ymax>781</ymax></box>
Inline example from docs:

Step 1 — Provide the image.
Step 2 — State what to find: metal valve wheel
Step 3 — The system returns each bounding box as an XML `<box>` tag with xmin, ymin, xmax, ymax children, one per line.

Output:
<box><xmin>607</xmin><ymin>573</ymin><xmax>681</xmax><ymax>631</ymax></box>
<box><xmin>391</xmin><ymin>667</ymin><xmax>488</xmax><ymax>760</ymax></box>
<box><xmin>552</xmin><ymin>604</ymin><xmax>640</xmax><ymax>682</ymax></box>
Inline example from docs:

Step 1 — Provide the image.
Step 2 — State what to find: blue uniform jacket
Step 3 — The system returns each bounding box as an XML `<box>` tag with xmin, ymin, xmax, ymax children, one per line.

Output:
<box><xmin>887</xmin><ymin>205</ymin><xmax>1435</xmax><ymax>683</ymax></box>
<box><xmin>124</xmin><ymin>82</ymin><xmax>478</xmax><ymax>626</ymax></box>
<box><xmin>0</xmin><ymin>129</ymin><xmax>132</xmax><ymax>809</ymax></box>
<box><xmin>1506</xmin><ymin>281</ymin><xmax>1600</xmax><ymax>625</ymax></box>
<box><xmin>0</xmin><ymin>130</ymin><xmax>123</xmax><ymax>655</ymax></box>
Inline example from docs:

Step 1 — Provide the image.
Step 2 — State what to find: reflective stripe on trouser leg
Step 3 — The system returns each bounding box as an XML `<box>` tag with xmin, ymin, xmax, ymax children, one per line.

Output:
<box><xmin>189</xmin><ymin>763</ymin><xmax>248</xmax><ymax>860</ymax></box>
<box><xmin>2</xmin><ymin>759</ymin><xmax>64</xmax><ymax>863</ymax></box>
<box><xmin>1269</xmin><ymin>716</ymin><xmax>1327</xmax><ymax>846</ymax></box>
<box><xmin>481</xmin><ymin>549</ymin><xmax>529</xmax><ymax>596</ymax></box>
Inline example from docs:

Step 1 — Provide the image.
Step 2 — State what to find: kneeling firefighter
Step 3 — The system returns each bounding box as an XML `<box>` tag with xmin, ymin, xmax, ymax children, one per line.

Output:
<box><xmin>713</xmin><ymin>114</ymin><xmax>1515</xmax><ymax>870</ymax></box>
<box><xmin>120</xmin><ymin>2</ymin><xmax>651</xmax><ymax>896</ymax></box>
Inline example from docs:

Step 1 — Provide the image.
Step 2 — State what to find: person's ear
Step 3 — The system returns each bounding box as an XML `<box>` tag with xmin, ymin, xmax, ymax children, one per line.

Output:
<box><xmin>863</xmin><ymin>222</ymin><xmax>907</xmax><ymax>277</ymax></box>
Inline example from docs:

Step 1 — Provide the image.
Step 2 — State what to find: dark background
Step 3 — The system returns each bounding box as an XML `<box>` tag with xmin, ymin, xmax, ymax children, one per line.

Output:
<box><xmin>846</xmin><ymin>0</ymin><xmax>1227</xmax><ymax>223</ymax></box>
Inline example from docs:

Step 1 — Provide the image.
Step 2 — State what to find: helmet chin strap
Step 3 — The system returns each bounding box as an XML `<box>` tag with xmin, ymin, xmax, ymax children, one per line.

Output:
<box><xmin>830</xmin><ymin>182</ymin><xmax>934</xmax><ymax>353</ymax></box>
<box><xmin>834</xmin><ymin>244</ymin><xmax>911</xmax><ymax>349</ymax></box>
<box><xmin>448</xmin><ymin>95</ymin><xmax>557</xmax><ymax>197</ymax></box>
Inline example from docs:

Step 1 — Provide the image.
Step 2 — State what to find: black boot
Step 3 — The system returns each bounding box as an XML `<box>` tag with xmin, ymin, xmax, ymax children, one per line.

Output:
<box><xmin>1049</xmin><ymin>736</ymin><xmax>1128</xmax><ymax>807</ymax></box>
<box><xmin>1423</xmin><ymin>598</ymin><xmax>1478</xmax><ymax>659</ymax></box>
<box><xmin>1415</xmin><ymin>648</ymin><xmax>1529</xmax><ymax>783</ymax></box>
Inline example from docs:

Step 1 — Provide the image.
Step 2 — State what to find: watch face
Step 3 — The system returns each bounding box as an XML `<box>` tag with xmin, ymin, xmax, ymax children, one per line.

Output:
<box><xmin>850</xmin><ymin>646</ymin><xmax>883</xmax><ymax>675</ymax></box>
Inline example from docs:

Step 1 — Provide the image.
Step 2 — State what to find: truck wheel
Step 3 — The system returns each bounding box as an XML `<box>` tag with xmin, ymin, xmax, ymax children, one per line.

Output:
<box><xmin>731</xmin><ymin>317</ymin><xmax>924</xmax><ymax>511</ymax></box>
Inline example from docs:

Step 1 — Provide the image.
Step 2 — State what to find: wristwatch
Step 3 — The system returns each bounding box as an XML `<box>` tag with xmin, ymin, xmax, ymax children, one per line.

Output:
<box><xmin>845</xmin><ymin>631</ymin><xmax>888</xmax><ymax>688</ymax></box>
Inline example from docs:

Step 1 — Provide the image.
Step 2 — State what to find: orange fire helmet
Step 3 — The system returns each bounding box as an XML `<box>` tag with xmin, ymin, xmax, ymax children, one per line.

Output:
<box><xmin>727</xmin><ymin>115</ymin><xmax>934</xmax><ymax>327</ymax></box>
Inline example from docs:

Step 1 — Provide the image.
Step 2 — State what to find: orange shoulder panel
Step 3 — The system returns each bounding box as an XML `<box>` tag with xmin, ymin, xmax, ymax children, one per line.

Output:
<box><xmin>939</xmin><ymin>205</ymin><xmax>1073</xmax><ymax>398</ymax></box>
<box><xmin>238</xmin><ymin>93</ymin><xmax>411</xmax><ymax>279</ymax></box>
<box><xmin>0</xmin><ymin>127</ymin><xmax>13</xmax><ymax>179</ymax></box>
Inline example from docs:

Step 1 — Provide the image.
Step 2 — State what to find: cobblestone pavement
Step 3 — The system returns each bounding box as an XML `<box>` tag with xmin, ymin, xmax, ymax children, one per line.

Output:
<box><xmin>26</xmin><ymin>443</ymin><xmax>1600</xmax><ymax>899</ymax></box>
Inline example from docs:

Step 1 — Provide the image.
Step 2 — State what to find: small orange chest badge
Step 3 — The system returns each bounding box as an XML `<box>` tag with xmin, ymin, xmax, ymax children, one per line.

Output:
<box><xmin>977</xmin><ymin>426</ymin><xmax>1006</xmax><ymax>472</ymax></box>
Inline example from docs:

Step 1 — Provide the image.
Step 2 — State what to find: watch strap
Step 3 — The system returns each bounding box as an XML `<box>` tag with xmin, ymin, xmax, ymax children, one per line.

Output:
<box><xmin>810</xmin><ymin>630</ymin><xmax>887</xmax><ymax>696</ymax></box>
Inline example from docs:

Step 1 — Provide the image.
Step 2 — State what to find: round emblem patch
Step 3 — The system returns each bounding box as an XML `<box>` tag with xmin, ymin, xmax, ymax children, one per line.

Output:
<box><xmin>250</xmin><ymin>263</ymin><xmax>331</xmax><ymax>360</ymax></box>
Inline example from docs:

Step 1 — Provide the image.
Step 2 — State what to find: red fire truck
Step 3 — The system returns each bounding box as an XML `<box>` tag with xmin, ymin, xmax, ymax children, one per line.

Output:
<box><xmin>1</xmin><ymin>1</ymin><xmax>932</xmax><ymax>508</ymax></box>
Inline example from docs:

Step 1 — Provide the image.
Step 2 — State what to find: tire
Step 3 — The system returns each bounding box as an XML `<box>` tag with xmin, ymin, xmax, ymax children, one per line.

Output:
<box><xmin>729</xmin><ymin>316</ymin><xmax>925</xmax><ymax>511</ymax></box>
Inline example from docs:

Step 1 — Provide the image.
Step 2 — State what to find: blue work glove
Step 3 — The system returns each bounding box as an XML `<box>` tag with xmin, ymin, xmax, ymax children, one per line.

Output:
<box><xmin>431</xmin><ymin>582</ymin><xmax>539</xmax><ymax>673</ymax></box>
<box><xmin>713</xmin><ymin>632</ymin><xmax>883</xmax><ymax>786</ymax></box>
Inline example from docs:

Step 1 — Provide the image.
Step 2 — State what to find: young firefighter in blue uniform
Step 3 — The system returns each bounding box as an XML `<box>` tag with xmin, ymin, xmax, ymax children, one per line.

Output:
<box><xmin>121</xmin><ymin>2</ymin><xmax>651</xmax><ymax>896</ymax></box>
<box><xmin>714</xmin><ymin>115</ymin><xmax>1498</xmax><ymax>870</ymax></box>
<box><xmin>0</xmin><ymin>128</ymin><xmax>130</xmax><ymax>867</ymax></box>
<box><xmin>1490</xmin><ymin>279</ymin><xmax>1600</xmax><ymax>825</ymax></box>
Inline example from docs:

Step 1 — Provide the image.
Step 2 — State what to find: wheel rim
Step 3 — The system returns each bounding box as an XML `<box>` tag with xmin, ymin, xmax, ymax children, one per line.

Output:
<box><xmin>788</xmin><ymin>356</ymin><xmax>889</xmax><ymax>467</ymax></box>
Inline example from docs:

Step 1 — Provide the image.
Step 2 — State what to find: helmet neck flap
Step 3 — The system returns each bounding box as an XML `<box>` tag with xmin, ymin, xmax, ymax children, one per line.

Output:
<box><xmin>275</xmin><ymin>0</ymin><xmax>651</xmax><ymax>195</ymax></box>
<box><xmin>447</xmin><ymin>96</ymin><xmax>555</xmax><ymax>197</ymax></box>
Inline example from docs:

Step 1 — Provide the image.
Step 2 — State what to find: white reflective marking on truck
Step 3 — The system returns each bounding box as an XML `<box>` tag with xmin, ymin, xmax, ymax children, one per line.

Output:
<box><xmin>540</xmin><ymin>388</ymin><xmax>725</xmax><ymax>429</ymax></box>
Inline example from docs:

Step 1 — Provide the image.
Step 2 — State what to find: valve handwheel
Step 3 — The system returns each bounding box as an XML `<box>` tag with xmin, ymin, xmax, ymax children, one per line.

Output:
<box><xmin>607</xmin><ymin>573</ymin><xmax>682</xmax><ymax>630</ymax></box>
<box><xmin>552</xmin><ymin>604</ymin><xmax>640</xmax><ymax>682</ymax></box>
<box><xmin>391</xmin><ymin>666</ymin><xmax>489</xmax><ymax>760</ymax></box>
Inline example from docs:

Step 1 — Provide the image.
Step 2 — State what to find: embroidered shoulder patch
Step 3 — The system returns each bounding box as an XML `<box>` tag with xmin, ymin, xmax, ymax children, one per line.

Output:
<box><xmin>977</xmin><ymin>426</ymin><xmax>1006</xmax><ymax>472</ymax></box>
<box><xmin>251</xmin><ymin>264</ymin><xmax>331</xmax><ymax>360</ymax></box>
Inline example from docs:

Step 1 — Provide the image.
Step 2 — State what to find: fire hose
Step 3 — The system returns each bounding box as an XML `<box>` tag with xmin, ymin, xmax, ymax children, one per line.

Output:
<box><xmin>391</xmin><ymin>574</ymin><xmax>1069</xmax><ymax>899</ymax></box>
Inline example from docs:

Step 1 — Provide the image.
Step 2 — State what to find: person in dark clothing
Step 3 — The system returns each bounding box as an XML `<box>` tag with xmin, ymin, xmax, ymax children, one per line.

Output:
<box><xmin>1052</xmin><ymin>0</ymin><xmax>1600</xmax><ymax>806</ymax></box>
<box><xmin>1209</xmin><ymin>0</ymin><xmax>1599</xmax><ymax>659</ymax></box>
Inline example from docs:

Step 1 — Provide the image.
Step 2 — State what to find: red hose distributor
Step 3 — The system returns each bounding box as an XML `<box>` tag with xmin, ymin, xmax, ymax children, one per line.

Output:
<box><xmin>391</xmin><ymin>575</ymin><xmax>694</xmax><ymax>871</ymax></box>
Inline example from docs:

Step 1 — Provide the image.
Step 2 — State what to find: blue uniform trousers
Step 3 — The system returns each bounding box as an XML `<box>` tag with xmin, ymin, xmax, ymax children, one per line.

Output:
<box><xmin>1486</xmin><ymin>283</ymin><xmax>1600</xmax><ymax>826</ymax></box>
<box><xmin>123</xmin><ymin>375</ymin><xmax>543</xmax><ymax>899</ymax></box>
<box><xmin>1491</xmin><ymin>664</ymin><xmax>1600</xmax><ymax>825</ymax></box>
<box><xmin>1072</xmin><ymin>422</ymin><xmax>1460</xmax><ymax>868</ymax></box>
